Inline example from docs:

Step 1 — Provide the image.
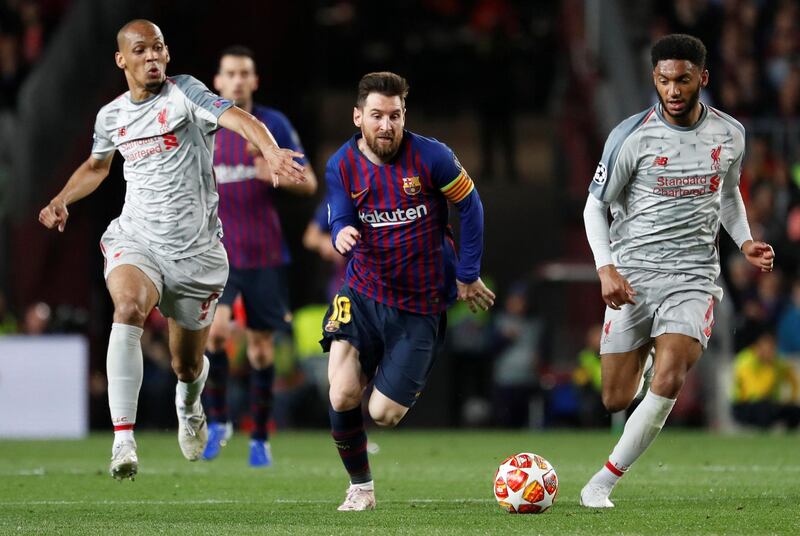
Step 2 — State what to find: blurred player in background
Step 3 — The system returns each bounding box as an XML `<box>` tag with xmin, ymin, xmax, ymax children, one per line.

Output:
<box><xmin>202</xmin><ymin>46</ymin><xmax>317</xmax><ymax>466</ymax></box>
<box><xmin>38</xmin><ymin>20</ymin><xmax>305</xmax><ymax>480</ymax></box>
<box><xmin>303</xmin><ymin>200</ymin><xmax>347</xmax><ymax>301</ymax></box>
<box><xmin>580</xmin><ymin>34</ymin><xmax>775</xmax><ymax>507</ymax></box>
<box><xmin>322</xmin><ymin>72</ymin><xmax>495</xmax><ymax>511</ymax></box>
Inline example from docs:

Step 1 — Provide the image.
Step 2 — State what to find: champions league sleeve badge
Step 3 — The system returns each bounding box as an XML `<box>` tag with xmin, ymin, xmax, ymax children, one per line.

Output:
<box><xmin>592</xmin><ymin>162</ymin><xmax>607</xmax><ymax>185</ymax></box>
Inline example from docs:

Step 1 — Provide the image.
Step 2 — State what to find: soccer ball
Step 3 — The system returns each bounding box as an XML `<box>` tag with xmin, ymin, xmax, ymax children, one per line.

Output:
<box><xmin>493</xmin><ymin>452</ymin><xmax>558</xmax><ymax>514</ymax></box>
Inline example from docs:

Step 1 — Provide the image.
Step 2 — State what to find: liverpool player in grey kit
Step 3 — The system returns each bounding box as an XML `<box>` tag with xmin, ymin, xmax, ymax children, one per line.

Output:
<box><xmin>38</xmin><ymin>19</ymin><xmax>305</xmax><ymax>480</ymax></box>
<box><xmin>580</xmin><ymin>34</ymin><xmax>775</xmax><ymax>507</ymax></box>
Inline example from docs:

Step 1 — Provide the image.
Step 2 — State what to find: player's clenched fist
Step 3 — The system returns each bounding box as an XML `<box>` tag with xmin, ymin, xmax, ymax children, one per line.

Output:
<box><xmin>263</xmin><ymin>146</ymin><xmax>306</xmax><ymax>187</ymax></box>
<box><xmin>456</xmin><ymin>277</ymin><xmax>496</xmax><ymax>313</ymax></box>
<box><xmin>335</xmin><ymin>226</ymin><xmax>360</xmax><ymax>255</ymax></box>
<box><xmin>597</xmin><ymin>264</ymin><xmax>637</xmax><ymax>310</ymax></box>
<box><xmin>742</xmin><ymin>240</ymin><xmax>775</xmax><ymax>273</ymax></box>
<box><xmin>39</xmin><ymin>198</ymin><xmax>69</xmax><ymax>232</ymax></box>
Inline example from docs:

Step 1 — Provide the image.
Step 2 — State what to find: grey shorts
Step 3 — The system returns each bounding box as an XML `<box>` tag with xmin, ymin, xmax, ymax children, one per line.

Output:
<box><xmin>100</xmin><ymin>224</ymin><xmax>229</xmax><ymax>330</ymax></box>
<box><xmin>599</xmin><ymin>270</ymin><xmax>722</xmax><ymax>355</ymax></box>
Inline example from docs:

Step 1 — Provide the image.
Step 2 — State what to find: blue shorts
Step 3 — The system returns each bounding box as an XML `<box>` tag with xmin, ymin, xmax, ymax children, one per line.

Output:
<box><xmin>320</xmin><ymin>286</ymin><xmax>445</xmax><ymax>408</ymax></box>
<box><xmin>219</xmin><ymin>266</ymin><xmax>291</xmax><ymax>332</ymax></box>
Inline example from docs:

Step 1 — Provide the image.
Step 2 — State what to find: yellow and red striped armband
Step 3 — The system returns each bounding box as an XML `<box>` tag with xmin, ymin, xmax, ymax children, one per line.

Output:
<box><xmin>441</xmin><ymin>170</ymin><xmax>474</xmax><ymax>203</ymax></box>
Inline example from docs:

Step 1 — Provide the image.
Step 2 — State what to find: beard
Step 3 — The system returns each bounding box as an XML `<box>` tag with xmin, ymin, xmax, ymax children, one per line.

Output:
<box><xmin>660</xmin><ymin>84</ymin><xmax>701</xmax><ymax>119</ymax></box>
<box><xmin>145</xmin><ymin>79</ymin><xmax>164</xmax><ymax>92</ymax></box>
<box><xmin>364</xmin><ymin>130</ymin><xmax>402</xmax><ymax>160</ymax></box>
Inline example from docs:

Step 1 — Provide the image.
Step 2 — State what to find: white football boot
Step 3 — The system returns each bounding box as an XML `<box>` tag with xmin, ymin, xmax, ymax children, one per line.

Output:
<box><xmin>579</xmin><ymin>481</ymin><xmax>615</xmax><ymax>508</ymax></box>
<box><xmin>175</xmin><ymin>393</ymin><xmax>208</xmax><ymax>461</ymax></box>
<box><xmin>109</xmin><ymin>439</ymin><xmax>138</xmax><ymax>481</ymax></box>
<box><xmin>337</xmin><ymin>483</ymin><xmax>376</xmax><ymax>511</ymax></box>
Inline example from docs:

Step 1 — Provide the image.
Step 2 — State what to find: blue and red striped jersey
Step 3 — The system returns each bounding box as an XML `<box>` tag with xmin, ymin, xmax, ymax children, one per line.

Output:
<box><xmin>312</xmin><ymin>200</ymin><xmax>330</xmax><ymax>233</ymax></box>
<box><xmin>214</xmin><ymin>104</ymin><xmax>307</xmax><ymax>269</ymax></box>
<box><xmin>326</xmin><ymin>130</ymin><xmax>484</xmax><ymax>314</ymax></box>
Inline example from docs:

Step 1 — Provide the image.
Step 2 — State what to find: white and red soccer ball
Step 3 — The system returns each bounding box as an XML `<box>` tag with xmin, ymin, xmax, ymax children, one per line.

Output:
<box><xmin>493</xmin><ymin>452</ymin><xmax>558</xmax><ymax>514</ymax></box>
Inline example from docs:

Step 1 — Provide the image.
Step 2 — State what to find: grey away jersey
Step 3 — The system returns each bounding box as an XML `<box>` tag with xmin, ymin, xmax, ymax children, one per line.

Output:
<box><xmin>588</xmin><ymin>104</ymin><xmax>745</xmax><ymax>282</ymax></box>
<box><xmin>92</xmin><ymin>75</ymin><xmax>233</xmax><ymax>260</ymax></box>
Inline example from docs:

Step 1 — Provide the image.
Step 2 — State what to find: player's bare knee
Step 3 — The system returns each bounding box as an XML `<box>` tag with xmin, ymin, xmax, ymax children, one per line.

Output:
<box><xmin>602</xmin><ymin>391</ymin><xmax>632</xmax><ymax>413</ymax></box>
<box><xmin>370</xmin><ymin>408</ymin><xmax>403</xmax><ymax>428</ymax></box>
<box><xmin>329</xmin><ymin>386</ymin><xmax>361</xmax><ymax>412</ymax></box>
<box><xmin>650</xmin><ymin>371</ymin><xmax>685</xmax><ymax>399</ymax></box>
<box><xmin>113</xmin><ymin>299</ymin><xmax>147</xmax><ymax>326</ymax></box>
<box><xmin>172</xmin><ymin>358</ymin><xmax>202</xmax><ymax>382</ymax></box>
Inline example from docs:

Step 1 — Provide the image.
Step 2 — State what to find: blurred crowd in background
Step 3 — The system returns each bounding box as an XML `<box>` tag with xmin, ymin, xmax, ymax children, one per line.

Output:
<box><xmin>0</xmin><ymin>0</ymin><xmax>799</xmax><ymax>432</ymax></box>
<box><xmin>0</xmin><ymin>0</ymin><xmax>66</xmax><ymax>109</ymax></box>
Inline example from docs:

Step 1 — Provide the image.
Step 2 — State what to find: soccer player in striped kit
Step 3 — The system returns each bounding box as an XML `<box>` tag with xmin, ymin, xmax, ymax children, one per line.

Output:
<box><xmin>580</xmin><ymin>34</ymin><xmax>775</xmax><ymax>507</ymax></box>
<box><xmin>38</xmin><ymin>20</ymin><xmax>305</xmax><ymax>480</ymax></box>
<box><xmin>202</xmin><ymin>46</ymin><xmax>317</xmax><ymax>466</ymax></box>
<box><xmin>322</xmin><ymin>72</ymin><xmax>495</xmax><ymax>511</ymax></box>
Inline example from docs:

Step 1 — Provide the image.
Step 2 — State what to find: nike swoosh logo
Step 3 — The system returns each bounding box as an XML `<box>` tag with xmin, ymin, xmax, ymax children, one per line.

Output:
<box><xmin>350</xmin><ymin>188</ymin><xmax>369</xmax><ymax>200</ymax></box>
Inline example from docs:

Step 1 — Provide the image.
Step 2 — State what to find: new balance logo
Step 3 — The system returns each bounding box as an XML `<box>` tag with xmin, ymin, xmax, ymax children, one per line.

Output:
<box><xmin>654</xmin><ymin>156</ymin><xmax>668</xmax><ymax>166</ymax></box>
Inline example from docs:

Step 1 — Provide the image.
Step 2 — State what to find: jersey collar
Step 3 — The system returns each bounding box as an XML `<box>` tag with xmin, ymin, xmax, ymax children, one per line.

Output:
<box><xmin>654</xmin><ymin>102</ymin><xmax>708</xmax><ymax>132</ymax></box>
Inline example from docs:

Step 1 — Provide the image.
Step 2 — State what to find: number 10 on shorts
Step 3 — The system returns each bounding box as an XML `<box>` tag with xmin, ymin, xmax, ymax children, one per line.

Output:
<box><xmin>325</xmin><ymin>294</ymin><xmax>351</xmax><ymax>333</ymax></box>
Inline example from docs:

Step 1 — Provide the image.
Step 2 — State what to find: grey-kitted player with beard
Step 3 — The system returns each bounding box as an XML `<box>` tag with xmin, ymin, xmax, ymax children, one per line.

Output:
<box><xmin>38</xmin><ymin>19</ymin><xmax>305</xmax><ymax>480</ymax></box>
<box><xmin>579</xmin><ymin>33</ymin><xmax>775</xmax><ymax>508</ymax></box>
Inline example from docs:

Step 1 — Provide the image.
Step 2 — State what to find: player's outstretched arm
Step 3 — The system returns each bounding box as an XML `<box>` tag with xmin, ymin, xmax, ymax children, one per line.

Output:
<box><xmin>278</xmin><ymin>164</ymin><xmax>318</xmax><ymax>195</ymax></box>
<box><xmin>218</xmin><ymin>106</ymin><xmax>306</xmax><ymax>187</ymax></box>
<box><xmin>253</xmin><ymin>152</ymin><xmax>317</xmax><ymax>195</ymax></box>
<box><xmin>38</xmin><ymin>154</ymin><xmax>114</xmax><ymax>232</ymax></box>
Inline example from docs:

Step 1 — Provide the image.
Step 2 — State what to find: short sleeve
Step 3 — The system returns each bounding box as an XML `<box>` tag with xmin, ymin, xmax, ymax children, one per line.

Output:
<box><xmin>588</xmin><ymin>109</ymin><xmax>651</xmax><ymax>203</ymax></box>
<box><xmin>264</xmin><ymin>110</ymin><xmax>308</xmax><ymax>165</ymax></box>
<box><xmin>91</xmin><ymin>110</ymin><xmax>115</xmax><ymax>160</ymax></box>
<box><xmin>172</xmin><ymin>75</ymin><xmax>233</xmax><ymax>134</ymax></box>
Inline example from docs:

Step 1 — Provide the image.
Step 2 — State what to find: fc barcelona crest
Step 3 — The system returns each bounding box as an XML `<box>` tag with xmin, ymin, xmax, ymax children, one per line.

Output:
<box><xmin>402</xmin><ymin>176</ymin><xmax>421</xmax><ymax>195</ymax></box>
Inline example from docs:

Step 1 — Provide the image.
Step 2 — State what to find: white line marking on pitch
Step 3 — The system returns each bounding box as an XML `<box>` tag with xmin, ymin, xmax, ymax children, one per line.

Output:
<box><xmin>0</xmin><ymin>498</ymin><xmax>495</xmax><ymax>506</ymax></box>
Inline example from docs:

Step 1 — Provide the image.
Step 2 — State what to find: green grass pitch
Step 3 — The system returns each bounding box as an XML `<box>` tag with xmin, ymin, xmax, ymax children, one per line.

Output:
<box><xmin>0</xmin><ymin>430</ymin><xmax>798</xmax><ymax>535</ymax></box>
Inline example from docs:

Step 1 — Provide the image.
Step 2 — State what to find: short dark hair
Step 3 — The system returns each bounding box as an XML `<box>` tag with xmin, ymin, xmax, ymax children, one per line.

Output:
<box><xmin>651</xmin><ymin>34</ymin><xmax>707</xmax><ymax>69</ymax></box>
<box><xmin>356</xmin><ymin>72</ymin><xmax>409</xmax><ymax>108</ymax></box>
<box><xmin>219</xmin><ymin>45</ymin><xmax>256</xmax><ymax>68</ymax></box>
